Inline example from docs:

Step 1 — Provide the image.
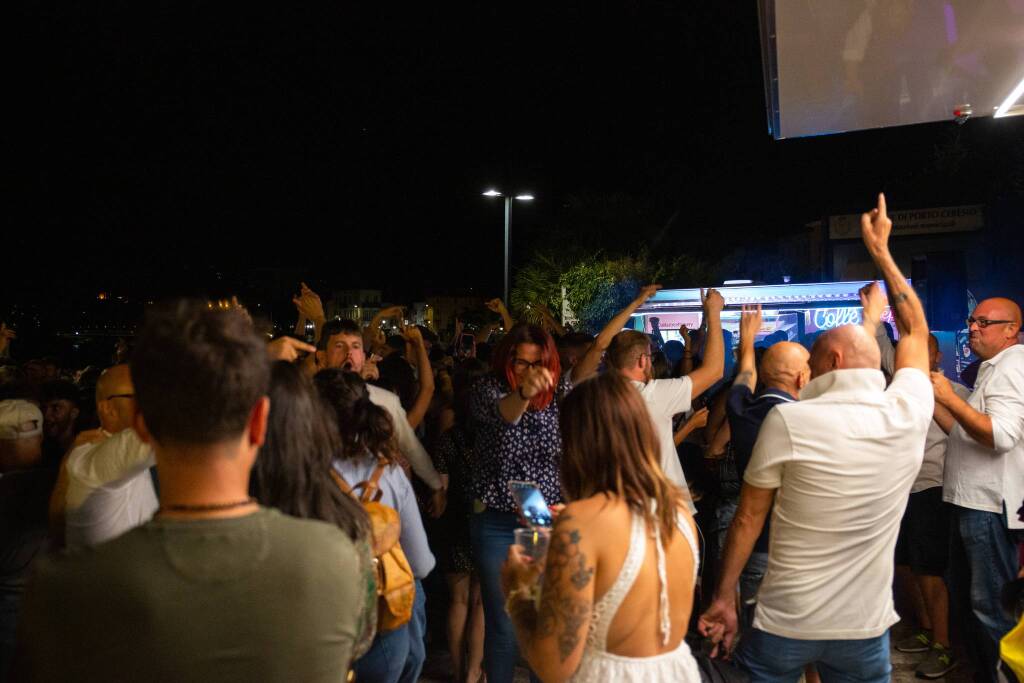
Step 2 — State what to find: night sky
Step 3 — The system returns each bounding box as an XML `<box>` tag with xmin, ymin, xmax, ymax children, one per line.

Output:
<box><xmin>8</xmin><ymin>2</ymin><xmax>1024</xmax><ymax>318</ymax></box>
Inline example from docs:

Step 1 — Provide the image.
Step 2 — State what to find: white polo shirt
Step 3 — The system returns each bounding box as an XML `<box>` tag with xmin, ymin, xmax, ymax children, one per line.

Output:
<box><xmin>630</xmin><ymin>376</ymin><xmax>697</xmax><ymax>513</ymax></box>
<box><xmin>745</xmin><ymin>367</ymin><xmax>933</xmax><ymax>640</ymax></box>
<box><xmin>943</xmin><ymin>344</ymin><xmax>1024</xmax><ymax>529</ymax></box>
<box><xmin>65</xmin><ymin>428</ymin><xmax>158</xmax><ymax>549</ymax></box>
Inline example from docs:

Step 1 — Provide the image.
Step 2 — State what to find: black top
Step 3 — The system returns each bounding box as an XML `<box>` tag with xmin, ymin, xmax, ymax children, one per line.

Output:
<box><xmin>725</xmin><ymin>385</ymin><xmax>797</xmax><ymax>553</ymax></box>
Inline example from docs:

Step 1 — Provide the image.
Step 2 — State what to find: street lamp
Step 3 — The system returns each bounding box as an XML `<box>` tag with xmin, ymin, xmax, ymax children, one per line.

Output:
<box><xmin>483</xmin><ymin>189</ymin><xmax>534</xmax><ymax>307</ymax></box>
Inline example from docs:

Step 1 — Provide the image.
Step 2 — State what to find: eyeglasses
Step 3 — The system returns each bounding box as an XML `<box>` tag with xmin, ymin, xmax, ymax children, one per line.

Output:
<box><xmin>512</xmin><ymin>358</ymin><xmax>545</xmax><ymax>371</ymax></box>
<box><xmin>104</xmin><ymin>393</ymin><xmax>135</xmax><ymax>401</ymax></box>
<box><xmin>966</xmin><ymin>317</ymin><xmax>1014</xmax><ymax>329</ymax></box>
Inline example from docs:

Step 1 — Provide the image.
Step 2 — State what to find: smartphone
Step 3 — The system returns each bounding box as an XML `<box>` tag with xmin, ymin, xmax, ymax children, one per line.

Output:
<box><xmin>460</xmin><ymin>333</ymin><xmax>475</xmax><ymax>353</ymax></box>
<box><xmin>508</xmin><ymin>480</ymin><xmax>553</xmax><ymax>528</ymax></box>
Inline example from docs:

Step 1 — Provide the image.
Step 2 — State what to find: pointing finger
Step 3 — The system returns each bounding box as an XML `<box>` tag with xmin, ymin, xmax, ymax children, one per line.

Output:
<box><xmin>877</xmin><ymin>192</ymin><xmax>887</xmax><ymax>219</ymax></box>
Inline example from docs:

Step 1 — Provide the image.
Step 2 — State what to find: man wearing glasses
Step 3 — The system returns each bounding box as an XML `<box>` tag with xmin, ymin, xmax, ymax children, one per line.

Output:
<box><xmin>58</xmin><ymin>364</ymin><xmax>158</xmax><ymax>549</ymax></box>
<box><xmin>931</xmin><ymin>298</ymin><xmax>1024</xmax><ymax>683</ymax></box>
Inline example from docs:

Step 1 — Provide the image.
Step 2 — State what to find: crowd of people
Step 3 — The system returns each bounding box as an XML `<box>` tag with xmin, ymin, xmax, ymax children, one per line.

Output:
<box><xmin>0</xmin><ymin>193</ymin><xmax>1022</xmax><ymax>683</ymax></box>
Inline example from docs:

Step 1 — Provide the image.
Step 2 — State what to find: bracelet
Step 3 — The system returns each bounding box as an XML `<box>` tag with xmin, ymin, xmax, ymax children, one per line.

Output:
<box><xmin>517</xmin><ymin>387</ymin><xmax>529</xmax><ymax>401</ymax></box>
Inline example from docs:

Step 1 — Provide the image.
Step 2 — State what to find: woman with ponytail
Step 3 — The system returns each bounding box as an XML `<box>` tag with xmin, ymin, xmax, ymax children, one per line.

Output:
<box><xmin>315</xmin><ymin>369</ymin><xmax>435</xmax><ymax>683</ymax></box>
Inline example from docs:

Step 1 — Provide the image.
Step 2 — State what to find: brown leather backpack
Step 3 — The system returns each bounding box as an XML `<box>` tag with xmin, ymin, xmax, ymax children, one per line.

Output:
<box><xmin>331</xmin><ymin>463</ymin><xmax>416</xmax><ymax>632</ymax></box>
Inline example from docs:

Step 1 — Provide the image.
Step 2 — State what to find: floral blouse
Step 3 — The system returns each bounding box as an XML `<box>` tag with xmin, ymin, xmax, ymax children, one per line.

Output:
<box><xmin>469</xmin><ymin>373</ymin><xmax>572</xmax><ymax>513</ymax></box>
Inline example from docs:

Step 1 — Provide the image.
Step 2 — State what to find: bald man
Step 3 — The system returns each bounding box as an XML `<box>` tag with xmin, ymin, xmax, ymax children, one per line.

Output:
<box><xmin>60</xmin><ymin>365</ymin><xmax>158</xmax><ymax>549</ymax></box>
<box><xmin>721</xmin><ymin>305</ymin><xmax>811</xmax><ymax>630</ymax></box>
<box><xmin>702</xmin><ymin>194</ymin><xmax>934</xmax><ymax>682</ymax></box>
<box><xmin>931</xmin><ymin>296</ymin><xmax>1024</xmax><ymax>682</ymax></box>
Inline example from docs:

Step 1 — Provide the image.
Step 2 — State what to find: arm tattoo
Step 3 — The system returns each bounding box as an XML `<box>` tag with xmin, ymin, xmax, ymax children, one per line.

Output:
<box><xmin>734</xmin><ymin>370</ymin><xmax>754</xmax><ymax>386</ymax></box>
<box><xmin>534</xmin><ymin>515</ymin><xmax>595</xmax><ymax>661</ymax></box>
<box><xmin>892</xmin><ymin>292</ymin><xmax>909</xmax><ymax>304</ymax></box>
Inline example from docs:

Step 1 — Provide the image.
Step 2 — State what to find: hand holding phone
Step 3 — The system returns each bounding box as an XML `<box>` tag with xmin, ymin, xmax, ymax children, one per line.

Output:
<box><xmin>508</xmin><ymin>480</ymin><xmax>553</xmax><ymax>528</ymax></box>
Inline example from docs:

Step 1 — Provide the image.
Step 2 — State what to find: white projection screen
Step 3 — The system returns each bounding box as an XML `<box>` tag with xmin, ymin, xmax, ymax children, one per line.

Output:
<box><xmin>759</xmin><ymin>0</ymin><xmax>1024</xmax><ymax>139</ymax></box>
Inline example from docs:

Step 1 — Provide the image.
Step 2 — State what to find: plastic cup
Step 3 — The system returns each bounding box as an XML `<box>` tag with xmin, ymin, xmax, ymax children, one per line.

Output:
<box><xmin>513</xmin><ymin>527</ymin><xmax>551</xmax><ymax>562</ymax></box>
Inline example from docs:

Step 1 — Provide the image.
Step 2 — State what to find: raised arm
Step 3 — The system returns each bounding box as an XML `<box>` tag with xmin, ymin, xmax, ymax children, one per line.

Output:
<box><xmin>486</xmin><ymin>298</ymin><xmax>515</xmax><ymax>332</ymax></box>
<box><xmin>292</xmin><ymin>282</ymin><xmax>326</xmax><ymax>345</ymax></box>
<box><xmin>572</xmin><ymin>284</ymin><xmax>661</xmax><ymax>383</ymax></box>
<box><xmin>734</xmin><ymin>304</ymin><xmax>762</xmax><ymax>392</ymax></box>
<box><xmin>860</xmin><ymin>282</ymin><xmax>895</xmax><ymax>376</ymax></box>
<box><xmin>687</xmin><ymin>289</ymin><xmax>726</xmax><ymax>397</ymax></box>
<box><xmin>861</xmin><ymin>193</ymin><xmax>929</xmax><ymax>373</ymax></box>
<box><xmin>402</xmin><ymin>325</ymin><xmax>435</xmax><ymax>430</ymax></box>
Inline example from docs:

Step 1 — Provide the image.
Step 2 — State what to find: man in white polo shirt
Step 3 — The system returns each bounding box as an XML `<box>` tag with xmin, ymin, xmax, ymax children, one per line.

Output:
<box><xmin>700</xmin><ymin>194</ymin><xmax>934</xmax><ymax>682</ymax></box>
<box><xmin>931</xmin><ymin>296</ymin><xmax>1024</xmax><ymax>683</ymax></box>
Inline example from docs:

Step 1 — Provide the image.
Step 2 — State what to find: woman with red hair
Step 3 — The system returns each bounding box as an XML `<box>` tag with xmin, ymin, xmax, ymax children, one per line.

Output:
<box><xmin>468</xmin><ymin>322</ymin><xmax>589</xmax><ymax>683</ymax></box>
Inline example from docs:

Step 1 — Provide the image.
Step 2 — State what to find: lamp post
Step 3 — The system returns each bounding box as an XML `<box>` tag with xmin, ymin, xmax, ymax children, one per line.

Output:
<box><xmin>483</xmin><ymin>189</ymin><xmax>534</xmax><ymax>307</ymax></box>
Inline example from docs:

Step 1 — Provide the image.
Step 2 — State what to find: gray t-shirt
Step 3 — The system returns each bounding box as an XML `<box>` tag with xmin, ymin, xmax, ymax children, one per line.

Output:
<box><xmin>17</xmin><ymin>507</ymin><xmax>370</xmax><ymax>683</ymax></box>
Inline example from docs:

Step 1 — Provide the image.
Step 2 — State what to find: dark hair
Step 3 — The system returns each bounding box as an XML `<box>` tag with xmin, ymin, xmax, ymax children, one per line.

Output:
<box><xmin>317</xmin><ymin>319</ymin><xmax>362</xmax><ymax>351</ymax></box>
<box><xmin>377</xmin><ymin>354</ymin><xmax>416</xmax><ymax>410</ymax></box>
<box><xmin>560</xmin><ymin>371</ymin><xmax>686</xmax><ymax>544</ymax></box>
<box><xmin>40</xmin><ymin>380</ymin><xmax>81</xmax><ymax>407</ymax></box>
<box><xmin>491</xmin><ymin>323</ymin><xmax>561</xmax><ymax>410</ymax></box>
<box><xmin>557</xmin><ymin>332</ymin><xmax>594</xmax><ymax>351</ymax></box>
<box><xmin>314</xmin><ymin>369</ymin><xmax>398</xmax><ymax>463</ymax></box>
<box><xmin>250</xmin><ymin>362</ymin><xmax>369</xmax><ymax>542</ymax></box>
<box><xmin>131</xmin><ymin>300</ymin><xmax>269</xmax><ymax>446</ymax></box>
<box><xmin>451</xmin><ymin>357</ymin><xmax>489</xmax><ymax>429</ymax></box>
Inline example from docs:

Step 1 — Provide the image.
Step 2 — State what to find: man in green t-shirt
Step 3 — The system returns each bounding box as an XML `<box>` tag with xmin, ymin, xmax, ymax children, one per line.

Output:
<box><xmin>14</xmin><ymin>301</ymin><xmax>368</xmax><ymax>683</ymax></box>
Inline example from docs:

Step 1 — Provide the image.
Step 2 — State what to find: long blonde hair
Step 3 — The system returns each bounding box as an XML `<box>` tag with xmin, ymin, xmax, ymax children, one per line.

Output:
<box><xmin>559</xmin><ymin>372</ymin><xmax>686</xmax><ymax>543</ymax></box>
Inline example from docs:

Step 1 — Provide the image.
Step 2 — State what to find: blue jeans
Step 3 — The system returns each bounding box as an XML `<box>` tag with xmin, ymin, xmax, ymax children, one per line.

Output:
<box><xmin>354</xmin><ymin>623</ymin><xmax>411</xmax><ymax>683</ymax></box>
<box><xmin>353</xmin><ymin>580</ymin><xmax>427</xmax><ymax>683</ymax></box>
<box><xmin>948</xmin><ymin>505</ymin><xmax>1020</xmax><ymax>683</ymax></box>
<box><xmin>735</xmin><ymin>628</ymin><xmax>891</xmax><ymax>683</ymax></box>
<box><xmin>471</xmin><ymin>508</ymin><xmax>538</xmax><ymax>683</ymax></box>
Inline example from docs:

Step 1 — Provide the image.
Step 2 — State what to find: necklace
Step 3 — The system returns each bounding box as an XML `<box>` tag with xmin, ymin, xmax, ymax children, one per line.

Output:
<box><xmin>159</xmin><ymin>497</ymin><xmax>257</xmax><ymax>513</ymax></box>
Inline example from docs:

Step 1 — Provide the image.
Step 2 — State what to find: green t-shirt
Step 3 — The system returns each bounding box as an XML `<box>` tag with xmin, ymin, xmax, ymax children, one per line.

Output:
<box><xmin>17</xmin><ymin>507</ymin><xmax>369</xmax><ymax>682</ymax></box>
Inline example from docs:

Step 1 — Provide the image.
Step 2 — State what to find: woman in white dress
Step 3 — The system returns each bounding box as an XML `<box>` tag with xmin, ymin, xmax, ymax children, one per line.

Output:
<box><xmin>501</xmin><ymin>371</ymin><xmax>701</xmax><ymax>683</ymax></box>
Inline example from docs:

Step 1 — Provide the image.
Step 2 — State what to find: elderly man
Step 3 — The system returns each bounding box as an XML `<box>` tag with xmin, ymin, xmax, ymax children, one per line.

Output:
<box><xmin>931</xmin><ymin>296</ymin><xmax>1024</xmax><ymax>682</ymax></box>
<box><xmin>55</xmin><ymin>365</ymin><xmax>158</xmax><ymax>549</ymax></box>
<box><xmin>700</xmin><ymin>194</ymin><xmax>934</xmax><ymax>683</ymax></box>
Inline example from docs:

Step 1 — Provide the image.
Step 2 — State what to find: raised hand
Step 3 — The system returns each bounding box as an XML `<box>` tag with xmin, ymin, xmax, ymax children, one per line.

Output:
<box><xmin>519</xmin><ymin>366</ymin><xmax>554</xmax><ymax>400</ymax></box>
<box><xmin>267</xmin><ymin>336</ymin><xmax>316</xmax><ymax>362</ymax></box>
<box><xmin>485</xmin><ymin>298</ymin><xmax>507</xmax><ymax>313</ymax></box>
<box><xmin>861</xmin><ymin>192</ymin><xmax>893</xmax><ymax>257</ymax></box>
<box><xmin>858</xmin><ymin>282</ymin><xmax>886</xmax><ymax>329</ymax></box>
<box><xmin>377</xmin><ymin>305</ymin><xmax>404</xmax><ymax>320</ymax></box>
<box><xmin>402</xmin><ymin>324</ymin><xmax>424</xmax><ymax>347</ymax></box>
<box><xmin>637</xmin><ymin>284</ymin><xmax>662</xmax><ymax>302</ymax></box>
<box><xmin>292</xmin><ymin>282</ymin><xmax>325</xmax><ymax>322</ymax></box>
<box><xmin>739</xmin><ymin>304</ymin><xmax>762</xmax><ymax>343</ymax></box>
<box><xmin>702</xmin><ymin>288</ymin><xmax>725</xmax><ymax>315</ymax></box>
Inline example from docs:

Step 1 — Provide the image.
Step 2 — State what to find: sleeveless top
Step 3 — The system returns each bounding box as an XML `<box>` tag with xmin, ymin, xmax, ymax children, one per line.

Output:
<box><xmin>569</xmin><ymin>505</ymin><xmax>701</xmax><ymax>683</ymax></box>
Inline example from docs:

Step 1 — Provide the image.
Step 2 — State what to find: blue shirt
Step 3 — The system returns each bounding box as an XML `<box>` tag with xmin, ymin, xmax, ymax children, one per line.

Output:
<box><xmin>725</xmin><ymin>384</ymin><xmax>796</xmax><ymax>553</ymax></box>
<box><xmin>469</xmin><ymin>373</ymin><xmax>572</xmax><ymax>513</ymax></box>
<box><xmin>332</xmin><ymin>455</ymin><xmax>436</xmax><ymax>579</ymax></box>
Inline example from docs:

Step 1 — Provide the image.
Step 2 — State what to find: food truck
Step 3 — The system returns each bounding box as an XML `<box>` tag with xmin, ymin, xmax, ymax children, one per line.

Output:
<box><xmin>630</xmin><ymin>280</ymin><xmax>898</xmax><ymax>347</ymax></box>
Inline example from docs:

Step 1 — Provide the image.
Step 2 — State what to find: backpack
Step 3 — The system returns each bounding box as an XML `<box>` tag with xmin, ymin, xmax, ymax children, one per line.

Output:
<box><xmin>331</xmin><ymin>462</ymin><xmax>416</xmax><ymax>632</ymax></box>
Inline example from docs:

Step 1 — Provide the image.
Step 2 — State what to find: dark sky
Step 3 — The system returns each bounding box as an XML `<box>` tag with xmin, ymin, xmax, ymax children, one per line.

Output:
<box><xmin>9</xmin><ymin>2</ymin><xmax>1024</xmax><ymax>313</ymax></box>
